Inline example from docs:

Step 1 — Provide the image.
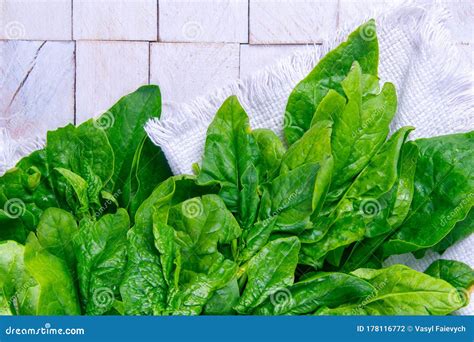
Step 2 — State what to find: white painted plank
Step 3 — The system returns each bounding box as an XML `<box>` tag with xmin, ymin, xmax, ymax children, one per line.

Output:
<box><xmin>150</xmin><ymin>43</ymin><xmax>239</xmax><ymax>103</ymax></box>
<box><xmin>75</xmin><ymin>41</ymin><xmax>149</xmax><ymax>122</ymax></box>
<box><xmin>159</xmin><ymin>0</ymin><xmax>248</xmax><ymax>43</ymax></box>
<box><xmin>240</xmin><ymin>44</ymin><xmax>317</xmax><ymax>78</ymax></box>
<box><xmin>0</xmin><ymin>40</ymin><xmax>75</xmax><ymax>138</ymax></box>
<box><xmin>249</xmin><ymin>0</ymin><xmax>338</xmax><ymax>44</ymax></box>
<box><xmin>0</xmin><ymin>0</ymin><xmax>71</xmax><ymax>40</ymax></box>
<box><xmin>73</xmin><ymin>0</ymin><xmax>157</xmax><ymax>41</ymax></box>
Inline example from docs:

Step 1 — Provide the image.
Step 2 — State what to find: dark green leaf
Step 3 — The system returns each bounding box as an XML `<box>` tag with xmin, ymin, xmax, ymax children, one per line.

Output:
<box><xmin>383</xmin><ymin>132</ymin><xmax>474</xmax><ymax>257</ymax></box>
<box><xmin>317</xmin><ymin>265</ymin><xmax>465</xmax><ymax>315</ymax></box>
<box><xmin>235</xmin><ymin>237</ymin><xmax>300</xmax><ymax>313</ymax></box>
<box><xmin>284</xmin><ymin>20</ymin><xmax>378</xmax><ymax>144</ymax></box>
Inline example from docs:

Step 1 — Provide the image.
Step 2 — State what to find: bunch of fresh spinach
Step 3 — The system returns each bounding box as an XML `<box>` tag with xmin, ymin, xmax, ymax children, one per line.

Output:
<box><xmin>0</xmin><ymin>20</ymin><xmax>472</xmax><ymax>316</ymax></box>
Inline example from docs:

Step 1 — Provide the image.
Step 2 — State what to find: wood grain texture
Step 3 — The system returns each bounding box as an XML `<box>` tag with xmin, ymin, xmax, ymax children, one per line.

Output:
<box><xmin>0</xmin><ymin>0</ymin><xmax>71</xmax><ymax>40</ymax></box>
<box><xmin>240</xmin><ymin>44</ymin><xmax>317</xmax><ymax>78</ymax></box>
<box><xmin>0</xmin><ymin>40</ymin><xmax>75</xmax><ymax>138</ymax></box>
<box><xmin>159</xmin><ymin>0</ymin><xmax>248</xmax><ymax>43</ymax></box>
<box><xmin>75</xmin><ymin>41</ymin><xmax>149</xmax><ymax>123</ymax></box>
<box><xmin>249</xmin><ymin>0</ymin><xmax>338</xmax><ymax>44</ymax></box>
<box><xmin>73</xmin><ymin>0</ymin><xmax>157</xmax><ymax>41</ymax></box>
<box><xmin>150</xmin><ymin>42</ymin><xmax>239</xmax><ymax>103</ymax></box>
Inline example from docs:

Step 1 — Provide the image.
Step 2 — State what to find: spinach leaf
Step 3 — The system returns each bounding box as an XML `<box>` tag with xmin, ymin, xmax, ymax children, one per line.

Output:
<box><xmin>153</xmin><ymin>194</ymin><xmax>241</xmax><ymax>315</ymax></box>
<box><xmin>120</xmin><ymin>176</ymin><xmax>215</xmax><ymax>315</ymax></box>
<box><xmin>317</xmin><ymin>265</ymin><xmax>465</xmax><ymax>315</ymax></box>
<box><xmin>284</xmin><ymin>20</ymin><xmax>378</xmax><ymax>144</ymax></box>
<box><xmin>203</xmin><ymin>278</ymin><xmax>240</xmax><ymax>315</ymax></box>
<box><xmin>425</xmin><ymin>259</ymin><xmax>474</xmax><ymax>295</ymax></box>
<box><xmin>383</xmin><ymin>132</ymin><xmax>474</xmax><ymax>257</ymax></box>
<box><xmin>54</xmin><ymin>168</ymin><xmax>90</xmax><ymax>215</ymax></box>
<box><xmin>197</xmin><ymin>96</ymin><xmax>260</xmax><ymax>224</ymax></box>
<box><xmin>46</xmin><ymin>121</ymin><xmax>114</xmax><ymax>202</ymax></box>
<box><xmin>0</xmin><ymin>150</ymin><xmax>58</xmax><ymax>241</ymax></box>
<box><xmin>254</xmin><ymin>272</ymin><xmax>375</xmax><ymax>315</ymax></box>
<box><xmin>341</xmin><ymin>141</ymin><xmax>418</xmax><ymax>271</ymax></box>
<box><xmin>100</xmin><ymin>85</ymin><xmax>170</xmax><ymax>200</ymax></box>
<box><xmin>24</xmin><ymin>233</ymin><xmax>81</xmax><ymax>315</ymax></box>
<box><xmin>280</xmin><ymin>120</ymin><xmax>333</xmax><ymax>217</ymax></box>
<box><xmin>103</xmin><ymin>86</ymin><xmax>172</xmax><ymax>215</ymax></box>
<box><xmin>258</xmin><ymin>163</ymin><xmax>320</xmax><ymax>233</ymax></box>
<box><xmin>300</xmin><ymin>127</ymin><xmax>413</xmax><ymax>266</ymax></box>
<box><xmin>252</xmin><ymin>129</ymin><xmax>286</xmax><ymax>182</ymax></box>
<box><xmin>238</xmin><ymin>217</ymin><xmax>277</xmax><ymax>263</ymax></box>
<box><xmin>321</xmin><ymin>62</ymin><xmax>397</xmax><ymax>203</ymax></box>
<box><xmin>36</xmin><ymin>208</ymin><xmax>78</xmax><ymax>275</ymax></box>
<box><xmin>0</xmin><ymin>241</ymin><xmax>38</xmax><ymax>315</ymax></box>
<box><xmin>431</xmin><ymin>209</ymin><xmax>474</xmax><ymax>254</ymax></box>
<box><xmin>74</xmin><ymin>209</ymin><xmax>129</xmax><ymax>315</ymax></box>
<box><xmin>125</xmin><ymin>136</ymin><xmax>172</xmax><ymax>219</ymax></box>
<box><xmin>235</xmin><ymin>237</ymin><xmax>300</xmax><ymax>313</ymax></box>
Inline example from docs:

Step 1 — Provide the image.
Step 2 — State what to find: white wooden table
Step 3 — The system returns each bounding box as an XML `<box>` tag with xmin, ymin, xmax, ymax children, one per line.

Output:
<box><xmin>0</xmin><ymin>0</ymin><xmax>472</xmax><ymax>139</ymax></box>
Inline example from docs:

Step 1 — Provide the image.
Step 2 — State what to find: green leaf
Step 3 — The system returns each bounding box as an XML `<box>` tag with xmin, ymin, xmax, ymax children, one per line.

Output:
<box><xmin>239</xmin><ymin>217</ymin><xmax>277</xmax><ymax>263</ymax></box>
<box><xmin>169</xmin><ymin>195</ymin><xmax>241</xmax><ymax>271</ymax></box>
<box><xmin>284</xmin><ymin>20</ymin><xmax>378</xmax><ymax>144</ymax></box>
<box><xmin>383</xmin><ymin>132</ymin><xmax>474</xmax><ymax>257</ymax></box>
<box><xmin>280</xmin><ymin>120</ymin><xmax>334</xmax><ymax>217</ymax></box>
<box><xmin>47</xmin><ymin>121</ymin><xmax>114</xmax><ymax>200</ymax></box>
<box><xmin>259</xmin><ymin>163</ymin><xmax>320</xmax><ymax>233</ymax></box>
<box><xmin>425</xmin><ymin>259</ymin><xmax>474</xmax><ymax>299</ymax></box>
<box><xmin>120</xmin><ymin>175</ymin><xmax>214</xmax><ymax>315</ymax></box>
<box><xmin>317</xmin><ymin>265</ymin><xmax>465</xmax><ymax>315</ymax></box>
<box><xmin>100</xmin><ymin>85</ymin><xmax>169</xmax><ymax>199</ymax></box>
<box><xmin>239</xmin><ymin>164</ymin><xmax>259</xmax><ymax>229</ymax></box>
<box><xmin>235</xmin><ymin>237</ymin><xmax>300</xmax><ymax>313</ymax></box>
<box><xmin>153</xmin><ymin>194</ymin><xmax>241</xmax><ymax>315</ymax></box>
<box><xmin>54</xmin><ymin>168</ymin><xmax>89</xmax><ymax>214</ymax></box>
<box><xmin>24</xmin><ymin>233</ymin><xmax>81</xmax><ymax>315</ymax></box>
<box><xmin>203</xmin><ymin>278</ymin><xmax>240</xmax><ymax>315</ymax></box>
<box><xmin>74</xmin><ymin>209</ymin><xmax>130</xmax><ymax>315</ymax></box>
<box><xmin>431</xmin><ymin>209</ymin><xmax>474</xmax><ymax>254</ymax></box>
<box><xmin>341</xmin><ymin>141</ymin><xmax>418</xmax><ymax>271</ymax></box>
<box><xmin>36</xmin><ymin>208</ymin><xmax>78</xmax><ymax>275</ymax></box>
<box><xmin>300</xmin><ymin>127</ymin><xmax>413</xmax><ymax>266</ymax></box>
<box><xmin>0</xmin><ymin>240</ymin><xmax>38</xmax><ymax>315</ymax></box>
<box><xmin>197</xmin><ymin>96</ymin><xmax>260</xmax><ymax>216</ymax></box>
<box><xmin>254</xmin><ymin>272</ymin><xmax>375</xmax><ymax>315</ymax></box>
<box><xmin>323</xmin><ymin>62</ymin><xmax>397</xmax><ymax>202</ymax></box>
<box><xmin>0</xmin><ymin>150</ymin><xmax>58</xmax><ymax>240</ymax></box>
<box><xmin>125</xmin><ymin>136</ymin><xmax>172</xmax><ymax>219</ymax></box>
<box><xmin>252</xmin><ymin>128</ymin><xmax>286</xmax><ymax>181</ymax></box>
